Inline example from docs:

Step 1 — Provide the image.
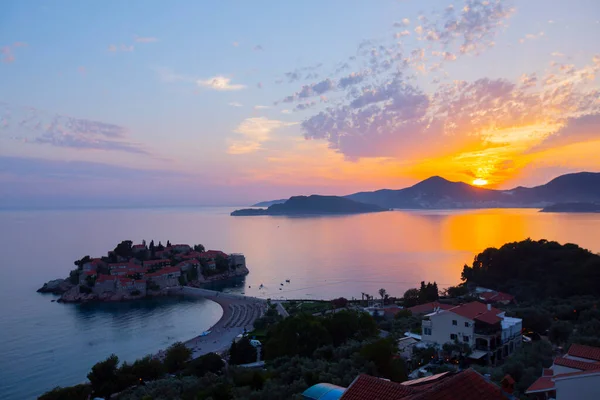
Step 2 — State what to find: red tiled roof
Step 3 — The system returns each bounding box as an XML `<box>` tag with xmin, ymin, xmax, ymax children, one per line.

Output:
<box><xmin>340</xmin><ymin>374</ymin><xmax>418</xmax><ymax>400</ymax></box>
<box><xmin>567</xmin><ymin>343</ymin><xmax>600</xmax><ymax>362</ymax></box>
<box><xmin>479</xmin><ymin>291</ymin><xmax>514</xmax><ymax>303</ymax></box>
<box><xmin>525</xmin><ymin>376</ymin><xmax>555</xmax><ymax>394</ymax></box>
<box><xmin>132</xmin><ymin>244</ymin><xmax>146</xmax><ymax>249</ymax></box>
<box><xmin>543</xmin><ymin>368</ymin><xmax>553</xmax><ymax>376</ymax></box>
<box><xmin>403</xmin><ymin>369</ymin><xmax>509</xmax><ymax>400</ymax></box>
<box><xmin>83</xmin><ymin>270</ymin><xmax>97</xmax><ymax>276</ymax></box>
<box><xmin>408</xmin><ymin>302</ymin><xmax>453</xmax><ymax>314</ymax></box>
<box><xmin>199</xmin><ymin>250</ymin><xmax>228</xmax><ymax>259</ymax></box>
<box><xmin>449</xmin><ymin>302</ymin><xmax>502</xmax><ymax>324</ymax></box>
<box><xmin>553</xmin><ymin>357</ymin><xmax>600</xmax><ymax>371</ymax></box>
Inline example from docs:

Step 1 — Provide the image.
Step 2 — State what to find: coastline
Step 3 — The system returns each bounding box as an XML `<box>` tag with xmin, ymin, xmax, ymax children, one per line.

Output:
<box><xmin>159</xmin><ymin>287</ymin><xmax>268</xmax><ymax>359</ymax></box>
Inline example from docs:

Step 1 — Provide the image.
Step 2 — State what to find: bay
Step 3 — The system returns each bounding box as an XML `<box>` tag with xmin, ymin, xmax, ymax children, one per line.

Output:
<box><xmin>1</xmin><ymin>207</ymin><xmax>599</xmax><ymax>399</ymax></box>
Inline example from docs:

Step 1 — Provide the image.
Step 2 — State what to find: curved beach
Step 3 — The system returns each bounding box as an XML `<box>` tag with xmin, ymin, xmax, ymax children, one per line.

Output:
<box><xmin>177</xmin><ymin>287</ymin><xmax>267</xmax><ymax>358</ymax></box>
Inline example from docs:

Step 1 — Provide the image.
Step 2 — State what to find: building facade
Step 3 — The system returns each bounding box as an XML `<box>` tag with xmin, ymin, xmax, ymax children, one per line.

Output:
<box><xmin>421</xmin><ymin>301</ymin><xmax>522</xmax><ymax>365</ymax></box>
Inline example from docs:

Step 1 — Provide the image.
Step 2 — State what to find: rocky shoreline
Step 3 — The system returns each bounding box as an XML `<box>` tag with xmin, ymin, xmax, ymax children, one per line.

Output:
<box><xmin>38</xmin><ymin>266</ymin><xmax>250</xmax><ymax>304</ymax></box>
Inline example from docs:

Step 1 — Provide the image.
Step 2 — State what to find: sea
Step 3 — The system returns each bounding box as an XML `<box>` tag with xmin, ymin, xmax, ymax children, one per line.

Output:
<box><xmin>1</xmin><ymin>206</ymin><xmax>600</xmax><ymax>399</ymax></box>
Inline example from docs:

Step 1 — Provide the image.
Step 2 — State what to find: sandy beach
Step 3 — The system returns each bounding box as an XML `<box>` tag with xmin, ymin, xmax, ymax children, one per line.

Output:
<box><xmin>173</xmin><ymin>287</ymin><xmax>268</xmax><ymax>359</ymax></box>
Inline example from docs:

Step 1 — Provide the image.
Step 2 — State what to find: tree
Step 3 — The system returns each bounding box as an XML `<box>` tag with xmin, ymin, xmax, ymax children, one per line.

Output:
<box><xmin>379</xmin><ymin>288</ymin><xmax>387</xmax><ymax>305</ymax></box>
<box><xmin>87</xmin><ymin>354</ymin><xmax>119</xmax><ymax>397</ymax></box>
<box><xmin>360</xmin><ymin>338</ymin><xmax>407</xmax><ymax>382</ymax></box>
<box><xmin>447</xmin><ymin>285</ymin><xmax>469</xmax><ymax>298</ymax></box>
<box><xmin>229</xmin><ymin>338</ymin><xmax>257</xmax><ymax>365</ymax></box>
<box><xmin>166</xmin><ymin>240</ymin><xmax>171</xmax><ymax>247</ymax></box>
<box><xmin>149</xmin><ymin>240</ymin><xmax>155</xmax><ymax>258</ymax></box>
<box><xmin>113</xmin><ymin>240</ymin><xmax>133</xmax><ymax>258</ymax></box>
<box><xmin>157</xmin><ymin>241</ymin><xmax>165</xmax><ymax>251</ymax></box>
<box><xmin>549</xmin><ymin>321</ymin><xmax>573</xmax><ymax>345</ymax></box>
<box><xmin>163</xmin><ymin>342</ymin><xmax>192</xmax><ymax>373</ymax></box>
<box><xmin>403</xmin><ymin>288</ymin><xmax>420</xmax><ymax>308</ymax></box>
<box><xmin>194</xmin><ymin>244</ymin><xmax>206</xmax><ymax>252</ymax></box>
<box><xmin>130</xmin><ymin>355</ymin><xmax>164</xmax><ymax>382</ymax></box>
<box><xmin>186</xmin><ymin>352</ymin><xmax>224</xmax><ymax>377</ymax></box>
<box><xmin>332</xmin><ymin>297</ymin><xmax>348</xmax><ymax>309</ymax></box>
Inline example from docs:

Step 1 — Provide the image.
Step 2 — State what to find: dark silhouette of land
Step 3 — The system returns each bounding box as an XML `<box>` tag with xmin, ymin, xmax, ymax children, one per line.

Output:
<box><xmin>540</xmin><ymin>202</ymin><xmax>600</xmax><ymax>213</ymax></box>
<box><xmin>232</xmin><ymin>195</ymin><xmax>387</xmax><ymax>216</ymax></box>
<box><xmin>253</xmin><ymin>172</ymin><xmax>600</xmax><ymax>210</ymax></box>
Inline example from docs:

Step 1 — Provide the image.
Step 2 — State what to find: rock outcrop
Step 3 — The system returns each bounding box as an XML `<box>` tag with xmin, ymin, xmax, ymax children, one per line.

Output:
<box><xmin>188</xmin><ymin>266</ymin><xmax>249</xmax><ymax>286</ymax></box>
<box><xmin>37</xmin><ymin>278</ymin><xmax>74</xmax><ymax>294</ymax></box>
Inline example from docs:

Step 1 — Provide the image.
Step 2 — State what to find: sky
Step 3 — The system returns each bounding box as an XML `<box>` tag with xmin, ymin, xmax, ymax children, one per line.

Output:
<box><xmin>1</xmin><ymin>0</ymin><xmax>600</xmax><ymax>207</ymax></box>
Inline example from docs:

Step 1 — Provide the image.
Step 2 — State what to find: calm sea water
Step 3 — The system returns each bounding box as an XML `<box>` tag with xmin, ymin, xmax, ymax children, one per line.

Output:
<box><xmin>1</xmin><ymin>207</ymin><xmax>600</xmax><ymax>399</ymax></box>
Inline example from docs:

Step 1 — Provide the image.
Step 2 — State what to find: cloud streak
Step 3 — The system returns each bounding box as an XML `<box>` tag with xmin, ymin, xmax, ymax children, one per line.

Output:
<box><xmin>197</xmin><ymin>76</ymin><xmax>246</xmax><ymax>91</ymax></box>
<box><xmin>228</xmin><ymin>117</ymin><xmax>297</xmax><ymax>154</ymax></box>
<box><xmin>1</xmin><ymin>102</ymin><xmax>148</xmax><ymax>155</ymax></box>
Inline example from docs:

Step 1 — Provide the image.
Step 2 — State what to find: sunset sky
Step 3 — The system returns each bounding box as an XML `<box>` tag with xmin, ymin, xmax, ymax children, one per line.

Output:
<box><xmin>1</xmin><ymin>0</ymin><xmax>599</xmax><ymax>207</ymax></box>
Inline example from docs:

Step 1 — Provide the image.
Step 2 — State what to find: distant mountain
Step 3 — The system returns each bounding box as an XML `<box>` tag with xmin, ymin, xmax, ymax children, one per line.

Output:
<box><xmin>231</xmin><ymin>195</ymin><xmax>387</xmax><ymax>216</ymax></box>
<box><xmin>251</xmin><ymin>199</ymin><xmax>287</xmax><ymax>207</ymax></box>
<box><xmin>540</xmin><ymin>202</ymin><xmax>600</xmax><ymax>213</ymax></box>
<box><xmin>344</xmin><ymin>172</ymin><xmax>600</xmax><ymax>209</ymax></box>
<box><xmin>254</xmin><ymin>172</ymin><xmax>600</xmax><ymax>210</ymax></box>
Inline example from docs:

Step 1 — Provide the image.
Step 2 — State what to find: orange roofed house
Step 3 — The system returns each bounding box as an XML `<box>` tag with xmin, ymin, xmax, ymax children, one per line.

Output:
<box><xmin>302</xmin><ymin>369</ymin><xmax>516</xmax><ymax>400</ymax></box>
<box><xmin>526</xmin><ymin>343</ymin><xmax>600</xmax><ymax>400</ymax></box>
<box><xmin>421</xmin><ymin>302</ymin><xmax>522</xmax><ymax>365</ymax></box>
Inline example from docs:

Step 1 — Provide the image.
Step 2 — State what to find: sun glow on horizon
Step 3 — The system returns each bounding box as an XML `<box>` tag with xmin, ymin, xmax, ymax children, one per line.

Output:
<box><xmin>472</xmin><ymin>178</ymin><xmax>489</xmax><ymax>186</ymax></box>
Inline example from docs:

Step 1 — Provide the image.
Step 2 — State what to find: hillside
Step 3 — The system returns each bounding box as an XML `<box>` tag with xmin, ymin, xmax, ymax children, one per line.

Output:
<box><xmin>461</xmin><ymin>238</ymin><xmax>600</xmax><ymax>300</ymax></box>
<box><xmin>231</xmin><ymin>195</ymin><xmax>387</xmax><ymax>216</ymax></box>
<box><xmin>251</xmin><ymin>199</ymin><xmax>287</xmax><ymax>207</ymax></box>
<box><xmin>251</xmin><ymin>172</ymin><xmax>600</xmax><ymax>210</ymax></box>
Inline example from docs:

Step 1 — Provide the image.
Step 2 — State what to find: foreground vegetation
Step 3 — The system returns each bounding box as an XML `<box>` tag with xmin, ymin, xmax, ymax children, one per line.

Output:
<box><xmin>40</xmin><ymin>308</ymin><xmax>405</xmax><ymax>400</ymax></box>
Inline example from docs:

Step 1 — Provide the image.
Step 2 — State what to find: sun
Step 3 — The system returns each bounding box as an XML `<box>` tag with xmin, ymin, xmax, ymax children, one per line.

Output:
<box><xmin>472</xmin><ymin>178</ymin><xmax>489</xmax><ymax>186</ymax></box>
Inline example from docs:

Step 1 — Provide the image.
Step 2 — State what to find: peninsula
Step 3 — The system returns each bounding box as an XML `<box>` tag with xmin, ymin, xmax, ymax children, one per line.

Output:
<box><xmin>232</xmin><ymin>195</ymin><xmax>388</xmax><ymax>216</ymax></box>
<box><xmin>37</xmin><ymin>240</ymin><xmax>248</xmax><ymax>303</ymax></box>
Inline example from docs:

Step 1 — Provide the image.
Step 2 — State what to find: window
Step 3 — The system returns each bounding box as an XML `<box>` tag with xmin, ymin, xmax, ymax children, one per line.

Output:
<box><xmin>463</xmin><ymin>335</ymin><xmax>469</xmax><ymax>342</ymax></box>
<box><xmin>450</xmin><ymin>333</ymin><xmax>457</xmax><ymax>340</ymax></box>
<box><xmin>452</xmin><ymin>320</ymin><xmax>457</xmax><ymax>326</ymax></box>
<box><xmin>424</xmin><ymin>327</ymin><xmax>432</xmax><ymax>335</ymax></box>
<box><xmin>465</xmin><ymin>322</ymin><xmax>470</xmax><ymax>327</ymax></box>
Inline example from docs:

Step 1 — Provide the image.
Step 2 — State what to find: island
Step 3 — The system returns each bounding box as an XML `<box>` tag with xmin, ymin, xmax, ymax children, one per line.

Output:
<box><xmin>540</xmin><ymin>202</ymin><xmax>600</xmax><ymax>213</ymax></box>
<box><xmin>37</xmin><ymin>240</ymin><xmax>248</xmax><ymax>303</ymax></box>
<box><xmin>231</xmin><ymin>195</ymin><xmax>388</xmax><ymax>216</ymax></box>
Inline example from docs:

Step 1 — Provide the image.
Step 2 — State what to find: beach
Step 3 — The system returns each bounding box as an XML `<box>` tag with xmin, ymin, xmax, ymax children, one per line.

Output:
<box><xmin>174</xmin><ymin>287</ymin><xmax>268</xmax><ymax>358</ymax></box>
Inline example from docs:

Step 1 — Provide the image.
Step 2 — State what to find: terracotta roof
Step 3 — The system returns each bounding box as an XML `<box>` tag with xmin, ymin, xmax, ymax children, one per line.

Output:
<box><xmin>567</xmin><ymin>343</ymin><xmax>600</xmax><ymax>362</ymax></box>
<box><xmin>449</xmin><ymin>302</ymin><xmax>502</xmax><ymax>325</ymax></box>
<box><xmin>408</xmin><ymin>302</ymin><xmax>453</xmax><ymax>314</ymax></box>
<box><xmin>553</xmin><ymin>357</ymin><xmax>600</xmax><ymax>371</ymax></box>
<box><xmin>543</xmin><ymin>368</ymin><xmax>553</xmax><ymax>376</ymax></box>
<box><xmin>525</xmin><ymin>376</ymin><xmax>555</xmax><ymax>394</ymax></box>
<box><xmin>340</xmin><ymin>370</ymin><xmax>509</xmax><ymax>400</ymax></box>
<box><xmin>340</xmin><ymin>374</ymin><xmax>418</xmax><ymax>400</ymax></box>
<box><xmin>83</xmin><ymin>270</ymin><xmax>97</xmax><ymax>276</ymax></box>
<box><xmin>403</xmin><ymin>369</ymin><xmax>510</xmax><ymax>400</ymax></box>
<box><xmin>479</xmin><ymin>291</ymin><xmax>514</xmax><ymax>303</ymax></box>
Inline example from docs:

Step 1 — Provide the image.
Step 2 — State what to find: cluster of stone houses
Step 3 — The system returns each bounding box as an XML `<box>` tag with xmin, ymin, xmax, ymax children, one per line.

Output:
<box><xmin>79</xmin><ymin>244</ymin><xmax>244</xmax><ymax>297</ymax></box>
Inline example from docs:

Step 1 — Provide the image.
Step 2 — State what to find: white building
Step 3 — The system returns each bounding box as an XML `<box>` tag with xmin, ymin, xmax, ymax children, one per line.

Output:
<box><xmin>527</xmin><ymin>343</ymin><xmax>600</xmax><ymax>399</ymax></box>
<box><xmin>421</xmin><ymin>301</ymin><xmax>522</xmax><ymax>365</ymax></box>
